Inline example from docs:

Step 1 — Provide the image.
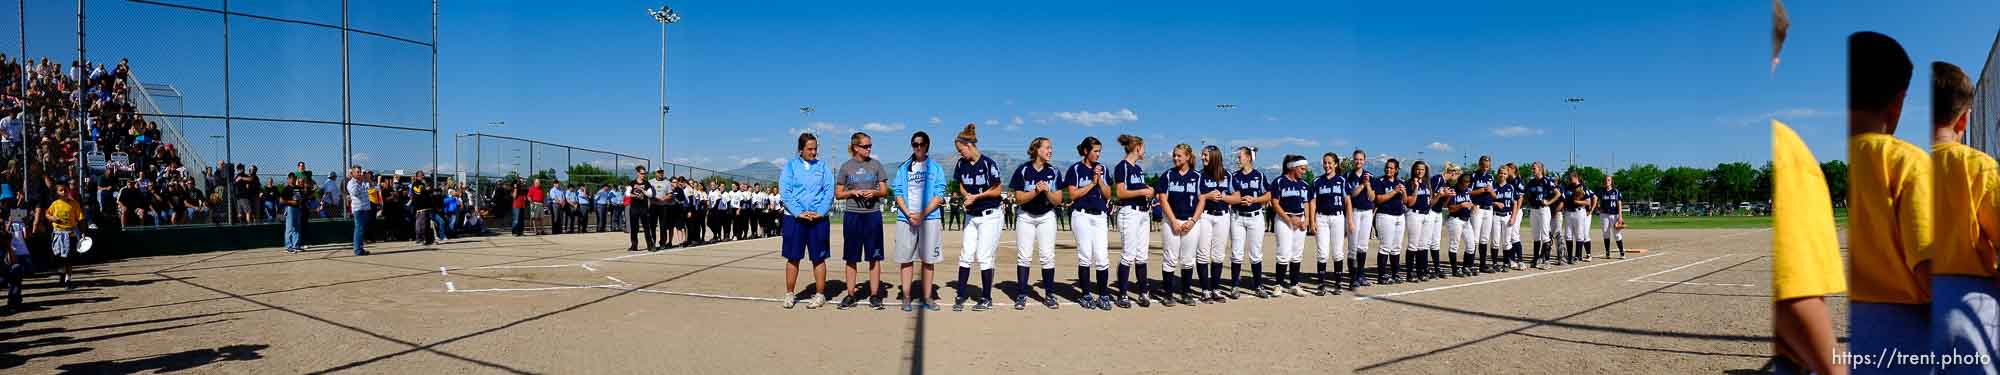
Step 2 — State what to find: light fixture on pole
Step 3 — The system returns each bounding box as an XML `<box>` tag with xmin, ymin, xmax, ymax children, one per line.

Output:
<box><xmin>647</xmin><ymin>5</ymin><xmax>681</xmax><ymax>165</ymax></box>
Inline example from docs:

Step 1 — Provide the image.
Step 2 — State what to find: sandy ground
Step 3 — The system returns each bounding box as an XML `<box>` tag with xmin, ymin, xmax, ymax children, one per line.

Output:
<box><xmin>0</xmin><ymin>222</ymin><xmax>1805</xmax><ymax>374</ymax></box>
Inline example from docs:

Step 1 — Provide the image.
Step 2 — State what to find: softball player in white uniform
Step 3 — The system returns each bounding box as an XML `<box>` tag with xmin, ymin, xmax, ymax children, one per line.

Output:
<box><xmin>1525</xmin><ymin>162</ymin><xmax>1557</xmax><ymax>268</ymax></box>
<box><xmin>1443</xmin><ymin>173</ymin><xmax>1476</xmax><ymax>277</ymax></box>
<box><xmin>1009</xmin><ymin>138</ymin><xmax>1064</xmax><ymax>310</ymax></box>
<box><xmin>1111</xmin><ymin>135</ymin><xmax>1154</xmax><ymax>308</ymax></box>
<box><xmin>1270</xmin><ymin>155</ymin><xmax>1313</xmax><ymax>297</ymax></box>
<box><xmin>1468</xmin><ymin>156</ymin><xmax>1498</xmax><ymax>274</ymax></box>
<box><xmin>1157</xmin><ymin>143</ymin><xmax>1205</xmax><ymax>306</ymax></box>
<box><xmin>1345</xmin><ymin>150</ymin><xmax>1376</xmax><ymax>288</ymax></box>
<box><xmin>1423</xmin><ymin>168</ymin><xmax>1450</xmax><ymax>280</ymax></box>
<box><xmin>1596</xmin><ymin>176</ymin><xmax>1626</xmax><ymax>259</ymax></box>
<box><xmin>1066</xmin><ymin>137</ymin><xmax>1115</xmax><ymax>310</ymax></box>
<box><xmin>1309</xmin><ymin>153</ymin><xmax>1352</xmax><ymax>295</ymax></box>
<box><xmin>1493</xmin><ymin>164</ymin><xmax>1523</xmax><ymax>271</ymax></box>
<box><xmin>950</xmin><ymin>124</ymin><xmax>1004</xmax><ymax>312</ymax></box>
<box><xmin>1371</xmin><ymin>159</ymin><xmax>1409</xmax><ymax>285</ymax></box>
<box><xmin>1227</xmin><ymin>147</ymin><xmax>1270</xmax><ymax>299</ymax></box>
<box><xmin>1195</xmin><ymin>146</ymin><xmax>1235</xmax><ymax>303</ymax></box>
<box><xmin>1403</xmin><ymin>161</ymin><xmax>1435</xmax><ymax>283</ymax></box>
<box><xmin>1565</xmin><ymin>172</ymin><xmax>1596</xmax><ymax>263</ymax></box>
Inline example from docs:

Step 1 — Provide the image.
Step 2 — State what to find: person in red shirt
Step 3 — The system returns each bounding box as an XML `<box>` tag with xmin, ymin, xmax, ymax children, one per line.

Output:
<box><xmin>511</xmin><ymin>181</ymin><xmax>532</xmax><ymax>236</ymax></box>
<box><xmin>526</xmin><ymin>179</ymin><xmax>546</xmax><ymax>235</ymax></box>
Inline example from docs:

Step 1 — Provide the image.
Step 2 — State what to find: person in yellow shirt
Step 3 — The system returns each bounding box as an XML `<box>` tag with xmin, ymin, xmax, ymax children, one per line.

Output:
<box><xmin>1927</xmin><ymin>61</ymin><xmax>1999</xmax><ymax>375</ymax></box>
<box><xmin>1772</xmin><ymin>120</ymin><xmax>1848</xmax><ymax>375</ymax></box>
<box><xmin>1845</xmin><ymin>32</ymin><xmax>1934</xmax><ymax>373</ymax></box>
<box><xmin>45</xmin><ymin>183</ymin><xmax>82</xmax><ymax>291</ymax></box>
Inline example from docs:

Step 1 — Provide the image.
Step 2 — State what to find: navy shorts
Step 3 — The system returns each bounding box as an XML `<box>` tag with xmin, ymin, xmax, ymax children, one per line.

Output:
<box><xmin>842</xmin><ymin>211</ymin><xmax>884</xmax><ymax>263</ymax></box>
<box><xmin>781</xmin><ymin>215</ymin><xmax>831</xmax><ymax>262</ymax></box>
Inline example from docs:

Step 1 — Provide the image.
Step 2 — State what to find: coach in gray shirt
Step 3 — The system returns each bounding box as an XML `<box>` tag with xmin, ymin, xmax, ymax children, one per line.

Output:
<box><xmin>835</xmin><ymin>132</ymin><xmax>888</xmax><ymax>310</ymax></box>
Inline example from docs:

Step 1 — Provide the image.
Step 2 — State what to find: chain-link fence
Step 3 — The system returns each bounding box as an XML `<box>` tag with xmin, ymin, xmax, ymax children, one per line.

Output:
<box><xmin>1972</xmin><ymin>30</ymin><xmax>1999</xmax><ymax>155</ymax></box>
<box><xmin>451</xmin><ymin>132</ymin><xmax>771</xmax><ymax>210</ymax></box>
<box><xmin>2</xmin><ymin>0</ymin><xmax>438</xmax><ymax>228</ymax></box>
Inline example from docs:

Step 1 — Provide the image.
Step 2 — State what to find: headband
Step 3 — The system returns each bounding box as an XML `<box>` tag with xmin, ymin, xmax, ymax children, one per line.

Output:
<box><xmin>956</xmin><ymin>136</ymin><xmax>976</xmax><ymax>145</ymax></box>
<box><xmin>1287</xmin><ymin>159</ymin><xmax>1309</xmax><ymax>169</ymax></box>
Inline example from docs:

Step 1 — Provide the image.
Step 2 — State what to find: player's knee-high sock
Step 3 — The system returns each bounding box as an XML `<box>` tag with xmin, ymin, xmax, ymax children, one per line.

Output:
<box><xmin>979</xmin><ymin>269</ymin><xmax>994</xmax><ymax>301</ymax></box>
<box><xmin>1330</xmin><ymin>260</ymin><xmax>1344</xmax><ymax>290</ymax></box>
<box><xmin>1273</xmin><ymin>263</ymin><xmax>1286</xmax><ymax>287</ymax></box>
<box><xmin>955</xmin><ymin>267</ymin><xmax>972</xmax><ymax>301</ymax></box>
<box><xmin>1134</xmin><ymin>263</ymin><xmax>1149</xmax><ymax>297</ymax></box>
<box><xmin>1429</xmin><ymin>248</ymin><xmax>1442</xmax><ymax>277</ymax></box>
<box><xmin>1210</xmin><ymin>263</ymin><xmax>1223</xmax><ymax>293</ymax></box>
<box><xmin>1179</xmin><ymin>268</ymin><xmax>1194</xmax><ymax>296</ymax></box>
<box><xmin>1116</xmin><ymin>264</ymin><xmax>1130</xmax><ymax>297</ymax></box>
<box><xmin>1584</xmin><ymin>242</ymin><xmax>1593</xmax><ymax>260</ymax></box>
<box><xmin>1250</xmin><ymin>261</ymin><xmax>1264</xmax><ymax>291</ymax></box>
<box><xmin>1292</xmin><ymin>261</ymin><xmax>1304</xmax><ymax>287</ymax></box>
<box><xmin>1316</xmin><ymin>261</ymin><xmax>1328</xmax><ymax>289</ymax></box>
<box><xmin>1161</xmin><ymin>267</ymin><xmax>1175</xmax><ymax>298</ymax></box>
<box><xmin>1617</xmin><ymin>239</ymin><xmax>1626</xmax><ymax>257</ymax></box>
<box><xmin>1230</xmin><ymin>262</ymin><xmax>1242</xmax><ymax>291</ymax></box>
<box><xmin>1017</xmin><ymin>266</ymin><xmax>1032</xmax><ymax>299</ymax></box>
<box><xmin>1041</xmin><ymin>267</ymin><xmax>1056</xmax><ymax>300</ymax></box>
<box><xmin>1448</xmin><ymin>252</ymin><xmax>1460</xmax><ymax>276</ymax></box>
<box><xmin>1077</xmin><ymin>265</ymin><xmax>1091</xmax><ymax>298</ymax></box>
<box><xmin>1095</xmin><ymin>269</ymin><xmax>1109</xmax><ymax>297</ymax></box>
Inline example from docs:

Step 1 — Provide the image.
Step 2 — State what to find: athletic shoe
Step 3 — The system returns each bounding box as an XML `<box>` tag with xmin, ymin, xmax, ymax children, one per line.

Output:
<box><xmin>924</xmin><ymin>302</ymin><xmax>941</xmax><ymax>311</ymax></box>
<box><xmin>871</xmin><ymin>297</ymin><xmax>885</xmax><ymax>310</ymax></box>
<box><xmin>1046</xmin><ymin>296</ymin><xmax>1062</xmax><ymax>310</ymax></box>
<box><xmin>781</xmin><ymin>295</ymin><xmax>797</xmax><ymax>309</ymax></box>
<box><xmin>1159</xmin><ymin>294</ymin><xmax>1177</xmax><ymax>307</ymax></box>
<box><xmin>1134</xmin><ymin>295</ymin><xmax>1150</xmax><ymax>308</ymax></box>
<box><xmin>902</xmin><ymin>300</ymin><xmax>914</xmax><ymax>312</ymax></box>
<box><xmin>1312</xmin><ymin>285</ymin><xmax>1326</xmax><ymax>296</ymax></box>
<box><xmin>972</xmin><ymin>299</ymin><xmax>992</xmax><ymax>311</ymax></box>
<box><xmin>1227</xmin><ymin>289</ymin><xmax>1241</xmax><ymax>300</ymax></box>
<box><xmin>808</xmin><ymin>295</ymin><xmax>826</xmax><ymax>309</ymax></box>
<box><xmin>1256</xmin><ymin>289</ymin><xmax>1273</xmax><ymax>299</ymax></box>
<box><xmin>1178</xmin><ymin>295</ymin><xmax>1195</xmax><ymax>306</ymax></box>
<box><xmin>837</xmin><ymin>295</ymin><xmax>858</xmax><ymax>310</ymax></box>
<box><xmin>952</xmin><ymin>298</ymin><xmax>966</xmax><ymax>312</ymax></box>
<box><xmin>1014</xmin><ymin>297</ymin><xmax>1027</xmax><ymax>310</ymax></box>
<box><xmin>1113</xmin><ymin>296</ymin><xmax>1131</xmax><ymax>309</ymax></box>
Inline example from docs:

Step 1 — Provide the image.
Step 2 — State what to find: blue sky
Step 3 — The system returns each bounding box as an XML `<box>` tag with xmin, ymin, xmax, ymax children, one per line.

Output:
<box><xmin>12</xmin><ymin>0</ymin><xmax>1998</xmax><ymax>177</ymax></box>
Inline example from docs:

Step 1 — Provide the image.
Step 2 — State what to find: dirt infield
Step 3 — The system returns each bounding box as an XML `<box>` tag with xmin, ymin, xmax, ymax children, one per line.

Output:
<box><xmin>0</xmin><ymin>224</ymin><xmax>1796</xmax><ymax>374</ymax></box>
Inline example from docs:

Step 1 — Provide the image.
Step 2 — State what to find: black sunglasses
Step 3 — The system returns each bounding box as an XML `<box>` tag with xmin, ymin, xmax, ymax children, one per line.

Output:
<box><xmin>911</xmin><ymin>142</ymin><xmax>928</xmax><ymax>148</ymax></box>
<box><xmin>857</xmin><ymin>144</ymin><xmax>873</xmax><ymax>150</ymax></box>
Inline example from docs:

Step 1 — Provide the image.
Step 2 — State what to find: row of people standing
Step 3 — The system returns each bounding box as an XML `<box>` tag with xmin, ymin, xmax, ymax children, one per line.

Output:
<box><xmin>778</xmin><ymin>123</ymin><xmax>1628</xmax><ymax>311</ymax></box>
<box><xmin>617</xmin><ymin>169</ymin><xmax>783</xmax><ymax>251</ymax></box>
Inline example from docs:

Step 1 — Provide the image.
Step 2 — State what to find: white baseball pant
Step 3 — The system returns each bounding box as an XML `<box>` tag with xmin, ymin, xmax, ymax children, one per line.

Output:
<box><xmin>1530</xmin><ymin>206</ymin><xmax>1553</xmax><ymax>242</ymax></box>
<box><xmin>1444</xmin><ymin>216</ymin><xmax>1473</xmax><ymax>254</ymax></box>
<box><xmin>1373</xmin><ymin>212</ymin><xmax>1405</xmax><ymax>256</ymax></box>
<box><xmin>1501</xmin><ymin>213</ymin><xmax>1521</xmax><ymax>245</ymax></box>
<box><xmin>1274</xmin><ymin>214</ymin><xmax>1308</xmax><ymax>263</ymax></box>
<box><xmin>1427</xmin><ymin>212</ymin><xmax>1445</xmax><ymax>250</ymax></box>
<box><xmin>958</xmin><ymin>209</ymin><xmax>1003</xmax><ymax>270</ymax></box>
<box><xmin>1351</xmin><ymin>209</ymin><xmax>1375</xmax><ymax>258</ymax></box>
<box><xmin>1198</xmin><ymin>214</ymin><xmax>1230</xmax><ymax>265</ymax></box>
<box><xmin>1570</xmin><ymin>209</ymin><xmax>1593</xmax><ymax>242</ymax></box>
<box><xmin>1597</xmin><ymin>213</ymin><xmax>1622</xmax><ymax>242</ymax></box>
<box><xmin>1471</xmin><ymin>207</ymin><xmax>1493</xmax><ymax>246</ymax></box>
<box><xmin>1162</xmin><ymin>216</ymin><xmax>1202</xmax><ymax>270</ymax></box>
<box><xmin>1117</xmin><ymin>209</ymin><xmax>1152</xmax><ymax>267</ymax></box>
<box><xmin>1016</xmin><ymin>210</ymin><xmax>1057</xmax><ymax>269</ymax></box>
<box><xmin>1314</xmin><ymin>213</ymin><xmax>1348</xmax><ymax>263</ymax></box>
<box><xmin>1073</xmin><ymin>212</ymin><xmax>1110</xmax><ymax>270</ymax></box>
<box><xmin>1231</xmin><ymin>211</ymin><xmax>1267</xmax><ymax>264</ymax></box>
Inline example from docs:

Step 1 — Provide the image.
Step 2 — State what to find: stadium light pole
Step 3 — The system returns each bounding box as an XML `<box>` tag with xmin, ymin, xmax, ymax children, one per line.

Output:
<box><xmin>1565</xmin><ymin>97</ymin><xmax>1584</xmax><ymax>170</ymax></box>
<box><xmin>647</xmin><ymin>5</ymin><xmax>680</xmax><ymax>167</ymax></box>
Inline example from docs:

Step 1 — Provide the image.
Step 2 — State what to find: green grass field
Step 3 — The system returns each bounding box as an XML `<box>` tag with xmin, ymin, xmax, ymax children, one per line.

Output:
<box><xmin>1619</xmin><ymin>208</ymin><xmax>1845</xmax><ymax>229</ymax></box>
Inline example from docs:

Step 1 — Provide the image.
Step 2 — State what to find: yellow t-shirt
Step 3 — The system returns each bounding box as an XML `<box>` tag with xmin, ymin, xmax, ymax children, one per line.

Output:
<box><xmin>1771</xmin><ymin>121</ymin><xmax>1846</xmax><ymax>301</ymax></box>
<box><xmin>1846</xmin><ymin>133</ymin><xmax>1934</xmax><ymax>304</ymax></box>
<box><xmin>1930</xmin><ymin>143</ymin><xmax>2000</xmax><ymax>278</ymax></box>
<box><xmin>47</xmin><ymin>198</ymin><xmax>81</xmax><ymax>231</ymax></box>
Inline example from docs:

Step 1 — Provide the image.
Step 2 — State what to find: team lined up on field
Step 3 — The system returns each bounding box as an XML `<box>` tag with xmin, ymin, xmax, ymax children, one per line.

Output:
<box><xmin>772</xmin><ymin>124</ymin><xmax>1628</xmax><ymax>311</ymax></box>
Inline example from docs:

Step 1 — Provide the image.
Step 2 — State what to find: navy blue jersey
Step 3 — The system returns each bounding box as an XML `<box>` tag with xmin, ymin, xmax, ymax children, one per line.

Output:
<box><xmin>1201</xmin><ymin>174</ymin><xmax>1233</xmax><ymax>214</ymax></box>
<box><xmin>1372</xmin><ymin>175</ymin><xmax>1408</xmax><ymax>216</ymax></box>
<box><xmin>1597</xmin><ymin>188</ymin><xmax>1621</xmax><ymax>215</ymax></box>
<box><xmin>1347</xmin><ymin>170</ymin><xmax>1376</xmax><ymax>211</ymax></box>
<box><xmin>1064</xmin><ymin>161</ymin><xmax>1109</xmax><ymax>212</ymax></box>
<box><xmin>1272</xmin><ymin>175</ymin><xmax>1311</xmax><ymax>214</ymax></box>
<box><xmin>1471</xmin><ymin>171</ymin><xmax>1496</xmax><ymax>208</ymax></box>
<box><xmin>1570</xmin><ymin>186</ymin><xmax>1596</xmax><ymax>211</ymax></box>
<box><xmin>1448</xmin><ymin>191</ymin><xmax>1474</xmax><ymax>220</ymax></box>
<box><xmin>1009</xmin><ymin>162</ymin><xmax>1064</xmax><ymax>215</ymax></box>
<box><xmin>1312</xmin><ymin>174</ymin><xmax>1348</xmax><ymax>214</ymax></box>
<box><xmin>1112</xmin><ymin>160</ymin><xmax>1149</xmax><ymax>208</ymax></box>
<box><xmin>955</xmin><ymin>155</ymin><xmax>1003</xmax><ymax>213</ymax></box>
<box><xmin>1409</xmin><ymin>176</ymin><xmax>1435</xmax><ymax>214</ymax></box>
<box><xmin>1427</xmin><ymin>174</ymin><xmax>1448</xmax><ymax>210</ymax></box>
<box><xmin>1159</xmin><ymin>168</ymin><xmax>1202</xmax><ymax>220</ymax></box>
<box><xmin>1230</xmin><ymin>169</ymin><xmax>1267</xmax><ymax>213</ymax></box>
<box><xmin>1494</xmin><ymin>179</ymin><xmax>1517</xmax><ymax>216</ymax></box>
<box><xmin>1525</xmin><ymin>176</ymin><xmax>1557</xmax><ymax>208</ymax></box>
